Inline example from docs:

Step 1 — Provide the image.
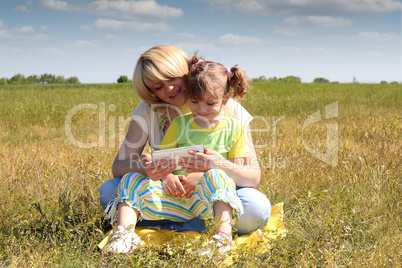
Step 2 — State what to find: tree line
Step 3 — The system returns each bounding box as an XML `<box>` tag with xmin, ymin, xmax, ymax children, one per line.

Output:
<box><xmin>252</xmin><ymin>75</ymin><xmax>331</xmax><ymax>84</ymax></box>
<box><xmin>0</xmin><ymin>73</ymin><xmax>80</xmax><ymax>85</ymax></box>
<box><xmin>252</xmin><ymin>75</ymin><xmax>399</xmax><ymax>84</ymax></box>
<box><xmin>2</xmin><ymin>74</ymin><xmax>398</xmax><ymax>86</ymax></box>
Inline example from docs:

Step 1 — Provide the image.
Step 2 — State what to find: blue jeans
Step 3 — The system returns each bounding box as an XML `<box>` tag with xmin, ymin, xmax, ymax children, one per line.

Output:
<box><xmin>99</xmin><ymin>177</ymin><xmax>271</xmax><ymax>236</ymax></box>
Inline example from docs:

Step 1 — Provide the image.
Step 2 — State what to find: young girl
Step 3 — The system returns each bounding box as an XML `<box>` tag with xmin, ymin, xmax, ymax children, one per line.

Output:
<box><xmin>103</xmin><ymin>54</ymin><xmax>252</xmax><ymax>257</ymax></box>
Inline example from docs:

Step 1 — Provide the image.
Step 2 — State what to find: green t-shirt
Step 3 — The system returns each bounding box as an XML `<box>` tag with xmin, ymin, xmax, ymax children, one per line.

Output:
<box><xmin>159</xmin><ymin>113</ymin><xmax>249</xmax><ymax>160</ymax></box>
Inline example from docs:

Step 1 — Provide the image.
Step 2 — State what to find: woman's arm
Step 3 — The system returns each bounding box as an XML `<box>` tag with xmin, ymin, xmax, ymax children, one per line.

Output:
<box><xmin>224</xmin><ymin>99</ymin><xmax>261</xmax><ymax>186</ymax></box>
<box><xmin>112</xmin><ymin>120</ymin><xmax>176</xmax><ymax>179</ymax></box>
<box><xmin>224</xmin><ymin>124</ymin><xmax>261</xmax><ymax>187</ymax></box>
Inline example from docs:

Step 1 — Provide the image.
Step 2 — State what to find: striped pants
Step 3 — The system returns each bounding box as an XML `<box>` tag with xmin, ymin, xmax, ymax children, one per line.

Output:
<box><xmin>105</xmin><ymin>169</ymin><xmax>243</xmax><ymax>225</ymax></box>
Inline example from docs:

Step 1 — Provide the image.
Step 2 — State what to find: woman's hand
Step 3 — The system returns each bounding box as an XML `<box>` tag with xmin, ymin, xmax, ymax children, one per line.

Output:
<box><xmin>180</xmin><ymin>148</ymin><xmax>228</xmax><ymax>172</ymax></box>
<box><xmin>162</xmin><ymin>174</ymin><xmax>186</xmax><ymax>197</ymax></box>
<box><xmin>140</xmin><ymin>154</ymin><xmax>177</xmax><ymax>181</ymax></box>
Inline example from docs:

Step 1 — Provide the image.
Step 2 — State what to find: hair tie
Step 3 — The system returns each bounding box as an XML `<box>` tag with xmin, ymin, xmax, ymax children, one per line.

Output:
<box><xmin>225</xmin><ymin>66</ymin><xmax>233</xmax><ymax>79</ymax></box>
<box><xmin>196</xmin><ymin>59</ymin><xmax>204</xmax><ymax>65</ymax></box>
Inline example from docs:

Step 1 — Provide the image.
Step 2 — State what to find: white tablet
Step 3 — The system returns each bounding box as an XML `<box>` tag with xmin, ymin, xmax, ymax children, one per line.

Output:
<box><xmin>152</xmin><ymin>145</ymin><xmax>204</xmax><ymax>168</ymax></box>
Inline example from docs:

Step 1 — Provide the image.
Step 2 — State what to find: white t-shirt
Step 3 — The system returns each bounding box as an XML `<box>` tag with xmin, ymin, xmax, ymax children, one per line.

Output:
<box><xmin>130</xmin><ymin>99</ymin><xmax>253</xmax><ymax>150</ymax></box>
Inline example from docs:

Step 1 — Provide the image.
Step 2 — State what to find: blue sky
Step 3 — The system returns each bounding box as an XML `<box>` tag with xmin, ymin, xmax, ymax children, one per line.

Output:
<box><xmin>0</xmin><ymin>0</ymin><xmax>401</xmax><ymax>83</ymax></box>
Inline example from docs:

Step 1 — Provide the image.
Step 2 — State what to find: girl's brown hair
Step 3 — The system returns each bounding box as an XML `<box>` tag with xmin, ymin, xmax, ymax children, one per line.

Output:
<box><xmin>187</xmin><ymin>53</ymin><xmax>250</xmax><ymax>102</ymax></box>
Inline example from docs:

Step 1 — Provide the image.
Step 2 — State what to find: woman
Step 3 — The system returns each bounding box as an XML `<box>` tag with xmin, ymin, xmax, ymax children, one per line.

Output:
<box><xmin>99</xmin><ymin>45</ymin><xmax>271</xmax><ymax>235</ymax></box>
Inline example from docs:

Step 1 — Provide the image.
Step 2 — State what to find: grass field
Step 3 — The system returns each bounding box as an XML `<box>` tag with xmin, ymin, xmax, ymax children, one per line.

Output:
<box><xmin>0</xmin><ymin>82</ymin><xmax>400</xmax><ymax>267</ymax></box>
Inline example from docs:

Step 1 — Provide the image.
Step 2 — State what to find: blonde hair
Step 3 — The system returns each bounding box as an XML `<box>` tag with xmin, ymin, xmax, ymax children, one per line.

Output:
<box><xmin>188</xmin><ymin>53</ymin><xmax>250</xmax><ymax>102</ymax></box>
<box><xmin>132</xmin><ymin>45</ymin><xmax>190</xmax><ymax>104</ymax></box>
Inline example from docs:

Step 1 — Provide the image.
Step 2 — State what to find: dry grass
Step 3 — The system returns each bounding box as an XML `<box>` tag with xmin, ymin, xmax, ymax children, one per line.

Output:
<box><xmin>0</xmin><ymin>82</ymin><xmax>400</xmax><ymax>267</ymax></box>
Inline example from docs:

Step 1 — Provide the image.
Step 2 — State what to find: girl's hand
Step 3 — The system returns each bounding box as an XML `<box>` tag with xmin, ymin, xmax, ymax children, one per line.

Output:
<box><xmin>180</xmin><ymin>148</ymin><xmax>227</xmax><ymax>171</ymax></box>
<box><xmin>140</xmin><ymin>154</ymin><xmax>177</xmax><ymax>181</ymax></box>
<box><xmin>162</xmin><ymin>174</ymin><xmax>186</xmax><ymax>197</ymax></box>
<box><xmin>181</xmin><ymin>173</ymin><xmax>203</xmax><ymax>198</ymax></box>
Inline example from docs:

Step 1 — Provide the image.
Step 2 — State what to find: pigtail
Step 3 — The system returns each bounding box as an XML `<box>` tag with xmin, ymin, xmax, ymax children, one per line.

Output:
<box><xmin>189</xmin><ymin>51</ymin><xmax>205</xmax><ymax>71</ymax></box>
<box><xmin>188</xmin><ymin>53</ymin><xmax>250</xmax><ymax>101</ymax></box>
<box><xmin>228</xmin><ymin>65</ymin><xmax>250</xmax><ymax>99</ymax></box>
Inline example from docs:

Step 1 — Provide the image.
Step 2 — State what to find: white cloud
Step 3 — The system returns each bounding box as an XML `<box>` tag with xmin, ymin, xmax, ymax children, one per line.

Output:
<box><xmin>70</xmin><ymin>40</ymin><xmax>100</xmax><ymax>49</ymax></box>
<box><xmin>26</xmin><ymin>40</ymin><xmax>100</xmax><ymax>57</ymax></box>
<box><xmin>87</xmin><ymin>19</ymin><xmax>172</xmax><ymax>32</ymax></box>
<box><xmin>329</xmin><ymin>32</ymin><xmax>401</xmax><ymax>44</ymax></box>
<box><xmin>218</xmin><ymin>34</ymin><xmax>262</xmax><ymax>45</ymax></box>
<box><xmin>41</xmin><ymin>0</ymin><xmax>182</xmax><ymax>35</ymax></box>
<box><xmin>87</xmin><ymin>0</ymin><xmax>183</xmax><ymax>20</ymax></box>
<box><xmin>275</xmin><ymin>16</ymin><xmax>353</xmax><ymax>37</ymax></box>
<box><xmin>14</xmin><ymin>5</ymin><xmax>35</xmax><ymax>13</ymax></box>
<box><xmin>10</xmin><ymin>26</ymin><xmax>35</xmax><ymax>35</ymax></box>
<box><xmin>175</xmin><ymin>42</ymin><xmax>217</xmax><ymax>55</ymax></box>
<box><xmin>328</xmin><ymin>32</ymin><xmax>401</xmax><ymax>50</ymax></box>
<box><xmin>0</xmin><ymin>24</ymin><xmax>49</xmax><ymax>41</ymax></box>
<box><xmin>198</xmin><ymin>0</ymin><xmax>401</xmax><ymax>15</ymax></box>
<box><xmin>79</xmin><ymin>25</ymin><xmax>93</xmax><ymax>31</ymax></box>
<box><xmin>39</xmin><ymin>26</ymin><xmax>49</xmax><ymax>32</ymax></box>
<box><xmin>39</xmin><ymin>46</ymin><xmax>66</xmax><ymax>55</ymax></box>
<box><xmin>41</xmin><ymin>0</ymin><xmax>81</xmax><ymax>12</ymax></box>
<box><xmin>41</xmin><ymin>0</ymin><xmax>183</xmax><ymax>20</ymax></box>
<box><xmin>104</xmin><ymin>34</ymin><xmax>123</xmax><ymax>42</ymax></box>
<box><xmin>340</xmin><ymin>0</ymin><xmax>401</xmax><ymax>14</ymax></box>
<box><xmin>174</xmin><ymin>32</ymin><xmax>205</xmax><ymax>42</ymax></box>
<box><xmin>283</xmin><ymin>16</ymin><xmax>353</xmax><ymax>28</ymax></box>
<box><xmin>274</xmin><ymin>26</ymin><xmax>307</xmax><ymax>38</ymax></box>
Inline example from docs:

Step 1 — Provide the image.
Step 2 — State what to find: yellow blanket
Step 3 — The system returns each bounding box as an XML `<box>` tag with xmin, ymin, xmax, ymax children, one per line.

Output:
<box><xmin>98</xmin><ymin>203</ymin><xmax>286</xmax><ymax>264</ymax></box>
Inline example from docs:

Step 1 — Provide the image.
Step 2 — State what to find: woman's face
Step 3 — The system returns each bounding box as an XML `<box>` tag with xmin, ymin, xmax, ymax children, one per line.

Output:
<box><xmin>150</xmin><ymin>77</ymin><xmax>187</xmax><ymax>107</ymax></box>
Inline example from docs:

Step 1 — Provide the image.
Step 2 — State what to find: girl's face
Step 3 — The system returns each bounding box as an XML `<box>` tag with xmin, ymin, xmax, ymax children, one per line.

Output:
<box><xmin>189</xmin><ymin>92</ymin><xmax>230</xmax><ymax>123</ymax></box>
<box><xmin>150</xmin><ymin>77</ymin><xmax>187</xmax><ymax>107</ymax></box>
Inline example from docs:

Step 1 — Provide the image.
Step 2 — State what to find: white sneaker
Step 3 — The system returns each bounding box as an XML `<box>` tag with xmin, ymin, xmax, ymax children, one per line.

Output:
<box><xmin>102</xmin><ymin>225</ymin><xmax>141</xmax><ymax>254</ymax></box>
<box><xmin>199</xmin><ymin>232</ymin><xmax>232</xmax><ymax>258</ymax></box>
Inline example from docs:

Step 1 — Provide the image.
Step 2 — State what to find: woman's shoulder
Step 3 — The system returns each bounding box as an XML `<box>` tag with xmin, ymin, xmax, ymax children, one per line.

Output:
<box><xmin>224</xmin><ymin>113</ymin><xmax>243</xmax><ymax>128</ymax></box>
<box><xmin>131</xmin><ymin>100</ymin><xmax>150</xmax><ymax>115</ymax></box>
<box><xmin>131</xmin><ymin>100</ymin><xmax>169</xmax><ymax>116</ymax></box>
<box><xmin>223</xmin><ymin>98</ymin><xmax>237</xmax><ymax>116</ymax></box>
